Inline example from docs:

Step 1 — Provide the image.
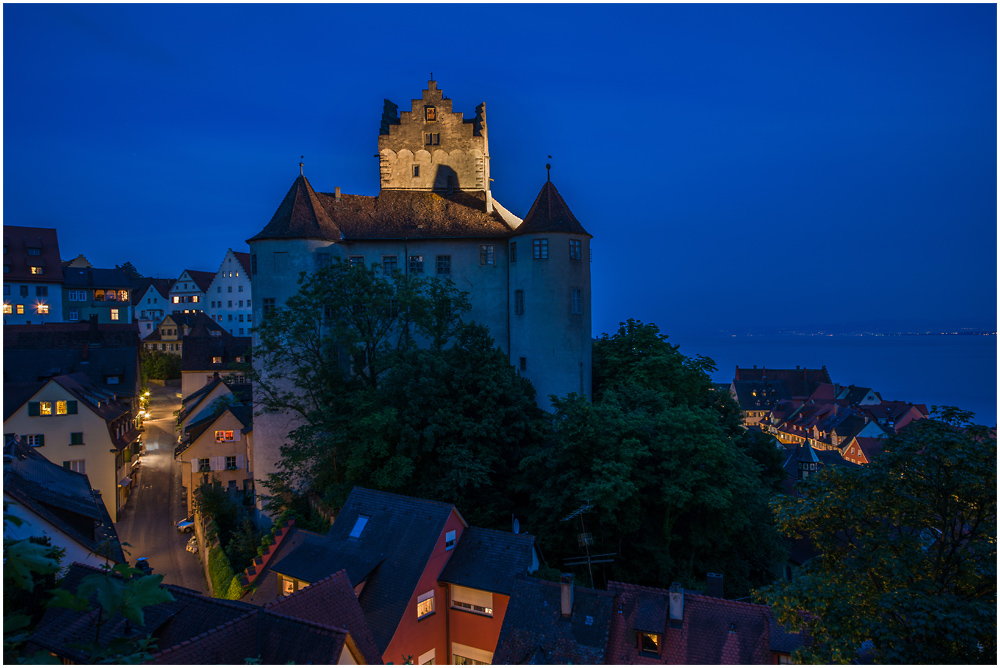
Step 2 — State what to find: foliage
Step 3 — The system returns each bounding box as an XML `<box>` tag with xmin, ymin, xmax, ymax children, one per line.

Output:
<box><xmin>760</xmin><ymin>407</ymin><xmax>997</xmax><ymax>664</ymax></box>
<box><xmin>735</xmin><ymin>428</ymin><xmax>787</xmax><ymax>493</ymax></box>
<box><xmin>519</xmin><ymin>320</ymin><xmax>785</xmax><ymax>597</ymax></box>
<box><xmin>255</xmin><ymin>260</ymin><xmax>543</xmax><ymax>526</ymax></box>
<box><xmin>139</xmin><ymin>348</ymin><xmax>181</xmax><ymax>380</ymax></box>
<box><xmin>114</xmin><ymin>262</ymin><xmax>143</xmax><ymax>281</ymax></box>
<box><xmin>224</xmin><ymin>519</ymin><xmax>262</xmax><ymax>574</ymax></box>
<box><xmin>207</xmin><ymin>541</ymin><xmax>239</xmax><ymax>600</ymax></box>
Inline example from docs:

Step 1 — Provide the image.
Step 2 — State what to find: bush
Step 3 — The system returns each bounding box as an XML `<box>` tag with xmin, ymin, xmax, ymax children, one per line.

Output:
<box><xmin>140</xmin><ymin>348</ymin><xmax>181</xmax><ymax>380</ymax></box>
<box><xmin>207</xmin><ymin>542</ymin><xmax>237</xmax><ymax>600</ymax></box>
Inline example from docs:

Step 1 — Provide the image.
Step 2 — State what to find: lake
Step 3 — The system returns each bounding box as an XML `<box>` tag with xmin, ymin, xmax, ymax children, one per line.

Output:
<box><xmin>671</xmin><ymin>334</ymin><xmax>997</xmax><ymax>427</ymax></box>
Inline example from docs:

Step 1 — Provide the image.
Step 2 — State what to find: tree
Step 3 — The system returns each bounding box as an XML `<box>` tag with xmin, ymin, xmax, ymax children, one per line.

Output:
<box><xmin>518</xmin><ymin>320</ymin><xmax>785</xmax><ymax>596</ymax></box>
<box><xmin>115</xmin><ymin>262</ymin><xmax>143</xmax><ymax>281</ymax></box>
<box><xmin>140</xmin><ymin>348</ymin><xmax>181</xmax><ymax>381</ymax></box>
<box><xmin>760</xmin><ymin>407</ymin><xmax>997</xmax><ymax>664</ymax></box>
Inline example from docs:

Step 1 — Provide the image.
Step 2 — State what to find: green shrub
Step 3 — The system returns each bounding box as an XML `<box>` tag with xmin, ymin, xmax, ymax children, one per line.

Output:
<box><xmin>207</xmin><ymin>543</ymin><xmax>236</xmax><ymax>599</ymax></box>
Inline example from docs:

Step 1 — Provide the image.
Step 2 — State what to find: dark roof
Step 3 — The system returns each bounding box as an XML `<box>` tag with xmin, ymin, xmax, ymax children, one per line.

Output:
<box><xmin>839</xmin><ymin>385</ymin><xmax>880</xmax><ymax>405</ymax></box>
<box><xmin>180</xmin><ymin>331</ymin><xmax>251</xmax><ymax>372</ymax></box>
<box><xmin>174</xmin><ymin>269</ymin><xmax>215</xmax><ymax>293</ymax></box>
<box><xmin>730</xmin><ymin>380</ymin><xmax>790</xmax><ymax>411</ymax></box>
<box><xmin>243</xmin><ymin>527</ymin><xmax>330</xmax><ymax>606</ymax></box>
<box><xmin>177</xmin><ymin>404</ymin><xmax>252</xmax><ymax>457</ymax></box>
<box><xmin>151</xmin><ymin>608</ymin><xmax>358</xmax><ymax>665</ymax></box>
<box><xmin>852</xmin><ymin>436</ymin><xmax>886</xmax><ymax>462</ymax></box>
<box><xmin>232</xmin><ymin>251</ymin><xmax>252</xmax><ymax>277</ymax></box>
<box><xmin>782</xmin><ymin>443</ymin><xmax>859</xmax><ymax>479</ymax></box>
<box><xmin>61</xmin><ymin>266</ymin><xmax>131</xmax><ymax>289</ymax></box>
<box><xmin>3</xmin><ymin>225</ymin><xmax>63</xmax><ymax>283</ymax></box>
<box><xmin>492</xmin><ymin>575</ymin><xmax>614</xmax><ymax>665</ymax></box>
<box><xmin>513</xmin><ymin>180</ymin><xmax>590</xmax><ymax>237</ymax></box>
<box><xmin>3</xmin><ymin>322</ymin><xmax>140</xmax><ymax>396</ymax></box>
<box><xmin>131</xmin><ymin>277</ymin><xmax>174</xmax><ymax>305</ymax></box>
<box><xmin>3</xmin><ymin>440</ymin><xmax>125</xmax><ymax>563</ymax></box>
<box><xmin>734</xmin><ymin>366</ymin><xmax>831</xmax><ymax>397</ymax></box>
<box><xmin>248</xmin><ymin>176</ymin><xmax>514</xmax><ymax>243</ymax></box>
<box><xmin>606</xmin><ymin>581</ymin><xmax>793</xmax><ymax>664</ymax></box>
<box><xmin>268</xmin><ymin>487</ymin><xmax>459</xmax><ymax>653</ymax></box>
<box><xmin>264</xmin><ymin>569</ymin><xmax>382</xmax><ymax>664</ymax></box>
<box><xmin>4</xmin><ymin>381</ymin><xmax>44</xmax><ymax>420</ymax></box>
<box><xmin>28</xmin><ymin>562</ymin><xmax>256</xmax><ymax>663</ymax></box>
<box><xmin>438</xmin><ymin>526</ymin><xmax>536</xmax><ymax>595</ymax></box>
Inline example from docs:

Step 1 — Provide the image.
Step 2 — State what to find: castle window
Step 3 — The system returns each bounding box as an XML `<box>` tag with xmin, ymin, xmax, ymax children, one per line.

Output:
<box><xmin>425</xmin><ymin>133</ymin><xmax>440</xmax><ymax>146</ymax></box>
<box><xmin>425</xmin><ymin>106</ymin><xmax>436</xmax><ymax>121</ymax></box>
<box><xmin>479</xmin><ymin>245</ymin><xmax>495</xmax><ymax>265</ymax></box>
<box><xmin>413</xmin><ymin>165</ymin><xmax>420</xmax><ymax>178</ymax></box>
<box><xmin>383</xmin><ymin>255</ymin><xmax>398</xmax><ymax>275</ymax></box>
<box><xmin>436</xmin><ymin>255</ymin><xmax>451</xmax><ymax>275</ymax></box>
<box><xmin>409</xmin><ymin>255</ymin><xmax>424</xmax><ymax>274</ymax></box>
<box><xmin>37</xmin><ymin>304</ymin><xmax>50</xmax><ymax>315</ymax></box>
<box><xmin>515</xmin><ymin>290</ymin><xmax>524</xmax><ymax>315</ymax></box>
<box><xmin>533</xmin><ymin>239</ymin><xmax>548</xmax><ymax>260</ymax></box>
<box><xmin>571</xmin><ymin>288</ymin><xmax>582</xmax><ymax>314</ymax></box>
<box><xmin>519</xmin><ymin>357</ymin><xmax>527</xmax><ymax>372</ymax></box>
<box><xmin>349</xmin><ymin>255</ymin><xmax>365</xmax><ymax>268</ymax></box>
<box><xmin>35</xmin><ymin>286</ymin><xmax>48</xmax><ymax>297</ymax></box>
<box><xmin>510</xmin><ymin>242</ymin><xmax>517</xmax><ymax>263</ymax></box>
<box><xmin>569</xmin><ymin>239</ymin><xmax>582</xmax><ymax>260</ymax></box>
<box><xmin>263</xmin><ymin>298</ymin><xmax>276</xmax><ymax>317</ymax></box>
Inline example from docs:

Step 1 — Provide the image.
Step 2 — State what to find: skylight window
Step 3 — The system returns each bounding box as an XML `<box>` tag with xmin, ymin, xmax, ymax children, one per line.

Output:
<box><xmin>350</xmin><ymin>515</ymin><xmax>369</xmax><ymax>538</ymax></box>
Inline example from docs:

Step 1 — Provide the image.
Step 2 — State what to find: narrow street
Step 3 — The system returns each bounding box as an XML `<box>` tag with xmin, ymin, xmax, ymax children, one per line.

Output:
<box><xmin>115</xmin><ymin>383</ymin><xmax>207</xmax><ymax>593</ymax></box>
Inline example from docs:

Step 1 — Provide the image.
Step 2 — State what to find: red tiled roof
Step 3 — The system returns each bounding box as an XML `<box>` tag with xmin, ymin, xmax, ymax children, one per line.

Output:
<box><xmin>233</xmin><ymin>251</ymin><xmax>252</xmax><ymax>277</ymax></box>
<box><xmin>513</xmin><ymin>180</ymin><xmax>590</xmax><ymax>237</ymax></box>
<box><xmin>852</xmin><ymin>436</ymin><xmax>885</xmax><ymax>462</ymax></box>
<box><xmin>3</xmin><ymin>225</ymin><xmax>64</xmax><ymax>283</ymax></box>
<box><xmin>265</xmin><ymin>569</ymin><xmax>381</xmax><ymax>665</ymax></box>
<box><xmin>180</xmin><ymin>269</ymin><xmax>216</xmax><ymax>293</ymax></box>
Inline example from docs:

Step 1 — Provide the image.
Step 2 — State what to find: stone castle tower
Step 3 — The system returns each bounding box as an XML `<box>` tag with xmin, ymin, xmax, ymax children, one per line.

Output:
<box><xmin>246</xmin><ymin>81</ymin><xmax>592</xmax><ymax>523</ymax></box>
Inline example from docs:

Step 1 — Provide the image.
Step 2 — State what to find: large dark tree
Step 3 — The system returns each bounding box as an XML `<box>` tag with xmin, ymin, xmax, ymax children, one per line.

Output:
<box><xmin>760</xmin><ymin>407</ymin><xmax>996</xmax><ymax>664</ymax></box>
<box><xmin>518</xmin><ymin>320</ymin><xmax>785</xmax><ymax>597</ymax></box>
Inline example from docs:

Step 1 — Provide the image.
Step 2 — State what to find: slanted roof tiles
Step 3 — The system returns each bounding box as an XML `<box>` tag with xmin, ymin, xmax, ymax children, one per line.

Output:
<box><xmin>438</xmin><ymin>526</ymin><xmax>536</xmax><ymax>595</ymax></box>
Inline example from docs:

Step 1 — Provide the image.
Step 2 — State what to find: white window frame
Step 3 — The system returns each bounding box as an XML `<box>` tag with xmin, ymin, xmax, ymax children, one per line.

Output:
<box><xmin>451</xmin><ymin>585</ymin><xmax>493</xmax><ymax>617</ymax></box>
<box><xmin>416</xmin><ymin>590</ymin><xmax>435</xmax><ymax>619</ymax></box>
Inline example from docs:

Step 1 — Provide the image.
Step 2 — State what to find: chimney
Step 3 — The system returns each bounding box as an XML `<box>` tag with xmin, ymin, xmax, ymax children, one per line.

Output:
<box><xmin>706</xmin><ymin>573</ymin><xmax>724</xmax><ymax>599</ymax></box>
<box><xmin>213</xmin><ymin>371</ymin><xmax>220</xmax><ymax>381</ymax></box>
<box><xmin>560</xmin><ymin>573</ymin><xmax>574</xmax><ymax>618</ymax></box>
<box><xmin>668</xmin><ymin>583</ymin><xmax>684</xmax><ymax>626</ymax></box>
<box><xmin>335</xmin><ymin>186</ymin><xmax>341</xmax><ymax>202</ymax></box>
<box><xmin>486</xmin><ymin>189</ymin><xmax>494</xmax><ymax>214</ymax></box>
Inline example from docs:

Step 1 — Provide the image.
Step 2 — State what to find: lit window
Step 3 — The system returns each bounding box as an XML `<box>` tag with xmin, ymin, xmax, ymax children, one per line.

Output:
<box><xmin>479</xmin><ymin>245</ymin><xmax>495</xmax><ymax>265</ymax></box>
<box><xmin>417</xmin><ymin>590</ymin><xmax>435</xmax><ymax>619</ymax></box>
<box><xmin>212</xmin><ymin>356</ymin><xmax>222</xmax><ymax>364</ymax></box>
<box><xmin>409</xmin><ymin>255</ymin><xmax>424</xmax><ymax>274</ymax></box>
<box><xmin>533</xmin><ymin>239</ymin><xmax>548</xmax><ymax>259</ymax></box>
<box><xmin>282</xmin><ymin>578</ymin><xmax>295</xmax><ymax>596</ymax></box>
<box><xmin>425</xmin><ymin>106</ymin><xmax>436</xmax><ymax>121</ymax></box>
<box><xmin>172</xmin><ymin>296</ymin><xmax>180</xmax><ymax>303</ymax></box>
<box><xmin>17</xmin><ymin>304</ymin><xmax>24</xmax><ymax>314</ymax></box>
<box><xmin>110</xmin><ymin>308</ymin><xmax>119</xmax><ymax>321</ymax></box>
<box><xmin>570</xmin><ymin>239</ymin><xmax>582</xmax><ymax>260</ymax></box>
<box><xmin>119</xmin><ymin>290</ymin><xmax>128</xmax><ymax>301</ymax></box>
<box><xmin>3</xmin><ymin>304</ymin><xmax>11</xmax><ymax>314</ymax></box>
<box><xmin>56</xmin><ymin>401</ymin><xmax>67</xmax><ymax>415</ymax></box>
<box><xmin>215</xmin><ymin>430</ymin><xmax>235</xmax><ymax>442</ymax></box>
<box><xmin>638</xmin><ymin>632</ymin><xmax>661</xmax><ymax>656</ymax></box>
<box><xmin>40</xmin><ymin>402</ymin><xmax>52</xmax><ymax>416</ymax></box>
<box><xmin>436</xmin><ymin>255</ymin><xmax>451</xmax><ymax>275</ymax></box>
<box><xmin>350</xmin><ymin>515</ymin><xmax>369</xmax><ymax>538</ymax></box>
<box><xmin>30</xmin><ymin>266</ymin><xmax>44</xmax><ymax>275</ymax></box>
<box><xmin>192</xmin><ymin>295</ymin><xmax>199</xmax><ymax>303</ymax></box>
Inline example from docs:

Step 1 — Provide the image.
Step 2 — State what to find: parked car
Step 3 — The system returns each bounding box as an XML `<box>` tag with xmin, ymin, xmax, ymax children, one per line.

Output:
<box><xmin>186</xmin><ymin>536</ymin><xmax>198</xmax><ymax>553</ymax></box>
<box><xmin>176</xmin><ymin>517</ymin><xmax>194</xmax><ymax>533</ymax></box>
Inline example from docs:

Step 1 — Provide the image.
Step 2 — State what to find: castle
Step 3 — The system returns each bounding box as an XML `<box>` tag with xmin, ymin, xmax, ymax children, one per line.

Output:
<box><xmin>247</xmin><ymin>81</ymin><xmax>592</xmax><ymax>517</ymax></box>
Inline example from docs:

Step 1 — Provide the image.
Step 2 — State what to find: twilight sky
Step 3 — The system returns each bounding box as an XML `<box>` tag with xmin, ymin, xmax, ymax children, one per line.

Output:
<box><xmin>4</xmin><ymin>3</ymin><xmax>996</xmax><ymax>337</ymax></box>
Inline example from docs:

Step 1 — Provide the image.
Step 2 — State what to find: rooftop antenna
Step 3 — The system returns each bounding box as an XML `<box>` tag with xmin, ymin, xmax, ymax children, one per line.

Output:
<box><xmin>561</xmin><ymin>500</ymin><xmax>600</xmax><ymax>588</ymax></box>
<box><xmin>299</xmin><ymin>156</ymin><xmax>304</xmax><ymax>176</ymax></box>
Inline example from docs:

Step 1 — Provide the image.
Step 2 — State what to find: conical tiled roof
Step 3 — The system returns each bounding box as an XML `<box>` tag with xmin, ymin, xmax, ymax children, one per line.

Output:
<box><xmin>248</xmin><ymin>175</ymin><xmax>343</xmax><ymax>243</ymax></box>
<box><xmin>513</xmin><ymin>181</ymin><xmax>589</xmax><ymax>237</ymax></box>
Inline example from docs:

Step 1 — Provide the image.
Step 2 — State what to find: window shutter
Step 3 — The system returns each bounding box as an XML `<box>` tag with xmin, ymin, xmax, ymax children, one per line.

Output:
<box><xmin>37</xmin><ymin>434</ymin><xmax>44</xmax><ymax>447</ymax></box>
<box><xmin>63</xmin><ymin>461</ymin><xmax>71</xmax><ymax>470</ymax></box>
<box><xmin>452</xmin><ymin>585</ymin><xmax>493</xmax><ymax>609</ymax></box>
<box><xmin>213</xmin><ymin>456</ymin><xmax>225</xmax><ymax>471</ymax></box>
<box><xmin>67</xmin><ymin>401</ymin><xmax>78</xmax><ymax>414</ymax></box>
<box><xmin>28</xmin><ymin>402</ymin><xmax>40</xmax><ymax>416</ymax></box>
<box><xmin>236</xmin><ymin>454</ymin><xmax>245</xmax><ymax>470</ymax></box>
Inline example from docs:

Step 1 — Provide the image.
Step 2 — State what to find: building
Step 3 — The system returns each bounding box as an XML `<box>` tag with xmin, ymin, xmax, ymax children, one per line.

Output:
<box><xmin>4</xmin><ymin>437</ymin><xmax>126</xmax><ymax>569</ymax></box>
<box><xmin>205</xmin><ymin>248</ymin><xmax>253</xmax><ymax>336</ymax></box>
<box><xmin>61</xmin><ymin>265</ymin><xmax>133</xmax><ymax>324</ymax></box>
<box><xmin>179</xmin><ymin>326</ymin><xmax>251</xmax><ymax>397</ymax></box>
<box><xmin>176</xmin><ymin>403</ymin><xmax>253</xmax><ymax>515</ymax></box>
<box><xmin>243</xmin><ymin>487</ymin><xmax>540</xmax><ymax>665</ymax></box>
<box><xmin>248</xmin><ymin>80</ymin><xmax>593</xmax><ymax>516</ymax></box>
<box><xmin>132</xmin><ymin>277</ymin><xmax>175</xmax><ymax>338</ymax></box>
<box><xmin>3</xmin><ymin>226</ymin><xmax>64</xmax><ymax>325</ymax></box>
<box><xmin>168</xmin><ymin>269</ymin><xmax>213</xmax><ymax>314</ymax></box>
<box><xmin>3</xmin><ymin>372</ymin><xmax>142</xmax><ymax>522</ymax></box>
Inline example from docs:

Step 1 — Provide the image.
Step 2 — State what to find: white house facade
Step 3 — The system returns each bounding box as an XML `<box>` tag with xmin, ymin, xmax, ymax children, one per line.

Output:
<box><xmin>205</xmin><ymin>248</ymin><xmax>253</xmax><ymax>336</ymax></box>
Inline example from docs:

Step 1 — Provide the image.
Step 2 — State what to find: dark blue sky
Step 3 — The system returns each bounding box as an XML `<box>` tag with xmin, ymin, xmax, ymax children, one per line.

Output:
<box><xmin>4</xmin><ymin>4</ymin><xmax>996</xmax><ymax>337</ymax></box>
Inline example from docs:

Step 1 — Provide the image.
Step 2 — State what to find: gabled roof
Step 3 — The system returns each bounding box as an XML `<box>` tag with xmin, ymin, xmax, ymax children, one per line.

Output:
<box><xmin>268</xmin><ymin>487</ymin><xmax>461</xmax><ymax>653</ymax></box>
<box><xmin>264</xmin><ymin>569</ymin><xmax>382</xmax><ymax>665</ymax></box>
<box><xmin>438</xmin><ymin>526</ymin><xmax>536</xmax><ymax>595</ymax></box>
<box><xmin>3</xmin><ymin>439</ymin><xmax>125</xmax><ymax>563</ymax></box>
<box><xmin>852</xmin><ymin>436</ymin><xmax>886</xmax><ymax>462</ymax></box>
<box><xmin>730</xmin><ymin>380</ymin><xmax>790</xmax><ymax>411</ymax></box>
<box><xmin>180</xmin><ymin>332</ymin><xmax>251</xmax><ymax>372</ymax></box>
<box><xmin>173</xmin><ymin>269</ymin><xmax>215</xmax><ymax>293</ymax></box>
<box><xmin>232</xmin><ymin>251</ymin><xmax>252</xmax><ymax>277</ymax></box>
<box><xmin>131</xmin><ymin>277</ymin><xmax>174</xmax><ymax>305</ymax></box>
<box><xmin>782</xmin><ymin>443</ymin><xmax>859</xmax><ymax>478</ymax></box>
<box><xmin>28</xmin><ymin>562</ymin><xmax>257</xmax><ymax>664</ymax></box>
<box><xmin>513</xmin><ymin>180</ymin><xmax>590</xmax><ymax>237</ymax></box>
<box><xmin>492</xmin><ymin>575</ymin><xmax>614</xmax><ymax>665</ymax></box>
<box><xmin>2</xmin><ymin>225</ymin><xmax>63</xmax><ymax>283</ymax></box>
<box><xmin>838</xmin><ymin>385</ymin><xmax>881</xmax><ymax>405</ymax></box>
<box><xmin>4</xmin><ymin>381</ymin><xmax>45</xmax><ymax>420</ymax></box>
<box><xmin>177</xmin><ymin>404</ymin><xmax>252</xmax><ymax>457</ymax></box>
<box><xmin>733</xmin><ymin>366</ymin><xmax>831</xmax><ymax>397</ymax></box>
<box><xmin>248</xmin><ymin>175</ymin><xmax>343</xmax><ymax>242</ymax></box>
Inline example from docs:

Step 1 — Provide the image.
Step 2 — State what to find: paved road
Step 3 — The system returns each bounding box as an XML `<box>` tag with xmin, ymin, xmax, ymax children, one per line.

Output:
<box><xmin>116</xmin><ymin>383</ymin><xmax>207</xmax><ymax>593</ymax></box>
